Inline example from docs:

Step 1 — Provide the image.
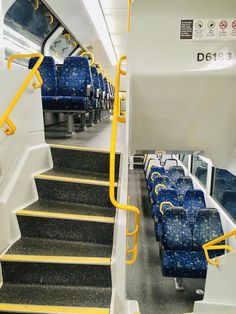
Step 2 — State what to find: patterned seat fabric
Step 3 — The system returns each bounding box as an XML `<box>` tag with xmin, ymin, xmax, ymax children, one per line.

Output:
<box><xmin>151</xmin><ymin>176</ymin><xmax>171</xmax><ymax>204</ymax></box>
<box><xmin>175</xmin><ymin>176</ymin><xmax>194</xmax><ymax>205</ymax></box>
<box><xmin>183</xmin><ymin>189</ymin><xmax>206</xmax><ymax>228</ymax></box>
<box><xmin>91</xmin><ymin>66</ymin><xmax>101</xmax><ymax>109</ymax></box>
<box><xmin>29</xmin><ymin>56</ymin><xmax>57</xmax><ymax>96</ymax></box>
<box><xmin>145</xmin><ymin>158</ymin><xmax>160</xmax><ymax>180</ymax></box>
<box><xmin>161</xmin><ymin>207</ymin><xmax>192</xmax><ymax>251</ymax></box>
<box><xmin>168</xmin><ymin>166</ymin><xmax>185</xmax><ymax>186</ymax></box>
<box><xmin>147</xmin><ymin>166</ymin><xmax>165</xmax><ymax>191</ymax></box>
<box><xmin>103</xmin><ymin>77</ymin><xmax>110</xmax><ymax>108</ymax></box>
<box><xmin>162</xmin><ymin>251</ymin><xmax>207</xmax><ymax>278</ymax></box>
<box><xmin>193</xmin><ymin>208</ymin><xmax>225</xmax><ymax>257</ymax></box>
<box><xmin>98</xmin><ymin>73</ymin><xmax>106</xmax><ymax>109</ymax></box>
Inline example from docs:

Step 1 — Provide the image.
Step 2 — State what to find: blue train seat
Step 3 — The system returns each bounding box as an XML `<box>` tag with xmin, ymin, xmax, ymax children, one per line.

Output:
<box><xmin>161</xmin><ymin>208</ymin><xmax>224</xmax><ymax>279</ymax></box>
<box><xmin>145</xmin><ymin>158</ymin><xmax>160</xmax><ymax>179</ymax></box>
<box><xmin>104</xmin><ymin>77</ymin><xmax>110</xmax><ymax>109</ymax></box>
<box><xmin>91</xmin><ymin>65</ymin><xmax>101</xmax><ymax>123</ymax></box>
<box><xmin>98</xmin><ymin>73</ymin><xmax>107</xmax><ymax>112</ymax></box>
<box><xmin>30</xmin><ymin>56</ymin><xmax>93</xmax><ymax>112</ymax></box>
<box><xmin>29</xmin><ymin>56</ymin><xmax>57</xmax><ymax>97</ymax></box>
<box><xmin>153</xmin><ymin>189</ymin><xmax>179</xmax><ymax>240</ymax></box>
<box><xmin>168</xmin><ymin>166</ymin><xmax>185</xmax><ymax>185</ymax></box>
<box><xmin>151</xmin><ymin>176</ymin><xmax>171</xmax><ymax>205</ymax></box>
<box><xmin>147</xmin><ymin>166</ymin><xmax>165</xmax><ymax>191</ymax></box>
<box><xmin>175</xmin><ymin>177</ymin><xmax>194</xmax><ymax>205</ymax></box>
<box><xmin>183</xmin><ymin>189</ymin><xmax>206</xmax><ymax>229</ymax></box>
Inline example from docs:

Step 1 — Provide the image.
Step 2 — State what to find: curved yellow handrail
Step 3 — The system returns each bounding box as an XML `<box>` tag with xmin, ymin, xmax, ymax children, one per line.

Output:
<box><xmin>151</xmin><ymin>171</ymin><xmax>161</xmax><ymax>181</ymax></box>
<box><xmin>34</xmin><ymin>0</ymin><xmax>39</xmax><ymax>10</ymax></box>
<box><xmin>160</xmin><ymin>202</ymin><xmax>174</xmax><ymax>215</ymax></box>
<box><xmin>109</xmin><ymin>55</ymin><xmax>140</xmax><ymax>265</ymax></box>
<box><xmin>203</xmin><ymin>229</ymin><xmax>236</xmax><ymax>266</ymax></box>
<box><xmin>80</xmin><ymin>51</ymin><xmax>95</xmax><ymax>66</ymax></box>
<box><xmin>154</xmin><ymin>184</ymin><xmax>167</xmax><ymax>195</ymax></box>
<box><xmin>0</xmin><ymin>53</ymin><xmax>44</xmax><ymax>136</ymax></box>
<box><xmin>64</xmin><ymin>33</ymin><xmax>71</xmax><ymax>41</ymax></box>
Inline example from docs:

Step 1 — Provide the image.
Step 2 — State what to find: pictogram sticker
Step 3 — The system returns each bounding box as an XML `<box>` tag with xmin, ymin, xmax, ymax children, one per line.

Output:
<box><xmin>219</xmin><ymin>20</ymin><xmax>228</xmax><ymax>30</ymax></box>
<box><xmin>232</xmin><ymin>20</ymin><xmax>236</xmax><ymax>30</ymax></box>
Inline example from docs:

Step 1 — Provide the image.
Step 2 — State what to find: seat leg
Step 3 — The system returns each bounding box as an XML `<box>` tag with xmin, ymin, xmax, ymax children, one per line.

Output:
<box><xmin>66</xmin><ymin>114</ymin><xmax>75</xmax><ymax>136</ymax></box>
<box><xmin>87</xmin><ymin>110</ymin><xmax>94</xmax><ymax>127</ymax></box>
<box><xmin>174</xmin><ymin>278</ymin><xmax>184</xmax><ymax>291</ymax></box>
<box><xmin>79</xmin><ymin>113</ymin><xmax>86</xmax><ymax>131</ymax></box>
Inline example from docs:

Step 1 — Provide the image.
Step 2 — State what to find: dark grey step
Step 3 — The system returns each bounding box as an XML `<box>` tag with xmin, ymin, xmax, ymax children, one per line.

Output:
<box><xmin>6</xmin><ymin>237</ymin><xmax>112</xmax><ymax>258</ymax></box>
<box><xmin>17</xmin><ymin>214</ymin><xmax>114</xmax><ymax>245</ymax></box>
<box><xmin>0</xmin><ymin>283</ymin><xmax>111</xmax><ymax>308</ymax></box>
<box><xmin>133</xmin><ymin>155</ymin><xmax>144</xmax><ymax>163</ymax></box>
<box><xmin>2</xmin><ymin>261</ymin><xmax>111</xmax><ymax>287</ymax></box>
<box><xmin>24</xmin><ymin>199</ymin><xmax>115</xmax><ymax>217</ymax></box>
<box><xmin>134</xmin><ymin>164</ymin><xmax>144</xmax><ymax>169</ymax></box>
<box><xmin>51</xmin><ymin>146</ymin><xmax>120</xmax><ymax>181</ymax></box>
<box><xmin>43</xmin><ymin>169</ymin><xmax>110</xmax><ymax>183</ymax></box>
<box><xmin>36</xmin><ymin>177</ymin><xmax>116</xmax><ymax>208</ymax></box>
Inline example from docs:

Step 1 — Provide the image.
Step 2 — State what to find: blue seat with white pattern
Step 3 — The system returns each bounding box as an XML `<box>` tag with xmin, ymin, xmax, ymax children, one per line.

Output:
<box><xmin>91</xmin><ymin>66</ymin><xmax>101</xmax><ymax>109</ymax></box>
<box><xmin>153</xmin><ymin>189</ymin><xmax>179</xmax><ymax>240</ymax></box>
<box><xmin>98</xmin><ymin>72</ymin><xmax>106</xmax><ymax>110</ymax></box>
<box><xmin>168</xmin><ymin>166</ymin><xmax>185</xmax><ymax>186</ymax></box>
<box><xmin>151</xmin><ymin>177</ymin><xmax>172</xmax><ymax>206</ymax></box>
<box><xmin>183</xmin><ymin>189</ymin><xmax>206</xmax><ymax>229</ymax></box>
<box><xmin>161</xmin><ymin>208</ymin><xmax>224</xmax><ymax>279</ymax></box>
<box><xmin>175</xmin><ymin>176</ymin><xmax>194</xmax><ymax>205</ymax></box>
<box><xmin>147</xmin><ymin>166</ymin><xmax>165</xmax><ymax>191</ymax></box>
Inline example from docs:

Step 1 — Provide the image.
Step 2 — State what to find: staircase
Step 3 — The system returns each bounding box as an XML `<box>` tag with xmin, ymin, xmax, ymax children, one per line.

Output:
<box><xmin>0</xmin><ymin>144</ymin><xmax>120</xmax><ymax>314</ymax></box>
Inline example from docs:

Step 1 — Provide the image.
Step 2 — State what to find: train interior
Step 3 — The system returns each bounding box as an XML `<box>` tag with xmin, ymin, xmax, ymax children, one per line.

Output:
<box><xmin>0</xmin><ymin>0</ymin><xmax>236</xmax><ymax>314</ymax></box>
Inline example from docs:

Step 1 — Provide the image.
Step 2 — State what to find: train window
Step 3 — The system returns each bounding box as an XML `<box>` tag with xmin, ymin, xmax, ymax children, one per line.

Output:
<box><xmin>212</xmin><ymin>169</ymin><xmax>236</xmax><ymax>220</ymax></box>
<box><xmin>179</xmin><ymin>154</ymin><xmax>189</xmax><ymax>169</ymax></box>
<box><xmin>49</xmin><ymin>29</ymin><xmax>78</xmax><ymax>63</ymax></box>
<box><xmin>192</xmin><ymin>156</ymin><xmax>208</xmax><ymax>186</ymax></box>
<box><xmin>4</xmin><ymin>0</ymin><xmax>59</xmax><ymax>66</ymax></box>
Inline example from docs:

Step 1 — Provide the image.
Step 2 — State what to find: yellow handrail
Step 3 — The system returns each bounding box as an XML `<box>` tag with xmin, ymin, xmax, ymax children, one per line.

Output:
<box><xmin>128</xmin><ymin>0</ymin><xmax>132</xmax><ymax>32</ymax></box>
<box><xmin>203</xmin><ymin>229</ymin><xmax>236</xmax><ymax>266</ymax></box>
<box><xmin>0</xmin><ymin>53</ymin><xmax>44</xmax><ymax>136</ymax></box>
<box><xmin>93</xmin><ymin>62</ymin><xmax>103</xmax><ymax>74</ymax></box>
<box><xmin>109</xmin><ymin>55</ymin><xmax>140</xmax><ymax>265</ymax></box>
<box><xmin>80</xmin><ymin>51</ymin><xmax>95</xmax><ymax>66</ymax></box>
<box><xmin>160</xmin><ymin>202</ymin><xmax>174</xmax><ymax>215</ymax></box>
<box><xmin>154</xmin><ymin>184</ymin><xmax>167</xmax><ymax>195</ymax></box>
<box><xmin>151</xmin><ymin>171</ymin><xmax>161</xmax><ymax>181</ymax></box>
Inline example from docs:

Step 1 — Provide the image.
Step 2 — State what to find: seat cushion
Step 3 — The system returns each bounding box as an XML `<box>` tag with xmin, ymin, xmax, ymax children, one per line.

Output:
<box><xmin>162</xmin><ymin>250</ymin><xmax>207</xmax><ymax>278</ymax></box>
<box><xmin>42</xmin><ymin>96</ymin><xmax>89</xmax><ymax>111</ymax></box>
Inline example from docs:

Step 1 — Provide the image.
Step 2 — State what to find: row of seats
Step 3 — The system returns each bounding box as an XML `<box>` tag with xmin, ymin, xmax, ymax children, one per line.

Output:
<box><xmin>29</xmin><ymin>56</ymin><xmax>114</xmax><ymax>132</ymax></box>
<box><xmin>143</xmin><ymin>154</ymin><xmax>225</xmax><ymax>280</ymax></box>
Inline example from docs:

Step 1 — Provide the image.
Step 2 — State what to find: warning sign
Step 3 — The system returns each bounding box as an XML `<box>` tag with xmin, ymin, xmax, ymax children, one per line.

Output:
<box><xmin>180</xmin><ymin>20</ymin><xmax>193</xmax><ymax>39</ymax></box>
<box><xmin>232</xmin><ymin>20</ymin><xmax>236</xmax><ymax>29</ymax></box>
<box><xmin>219</xmin><ymin>20</ymin><xmax>228</xmax><ymax>30</ymax></box>
<box><xmin>180</xmin><ymin>18</ymin><xmax>236</xmax><ymax>40</ymax></box>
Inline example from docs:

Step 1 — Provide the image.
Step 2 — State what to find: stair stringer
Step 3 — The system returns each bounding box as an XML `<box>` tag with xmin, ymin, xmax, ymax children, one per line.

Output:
<box><xmin>0</xmin><ymin>69</ymin><xmax>52</xmax><ymax>280</ymax></box>
<box><xmin>194</xmin><ymin>251</ymin><xmax>236</xmax><ymax>313</ymax></box>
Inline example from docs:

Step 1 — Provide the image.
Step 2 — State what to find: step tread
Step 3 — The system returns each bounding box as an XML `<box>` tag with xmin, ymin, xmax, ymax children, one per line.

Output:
<box><xmin>0</xmin><ymin>283</ymin><xmax>111</xmax><ymax>310</ymax></box>
<box><xmin>4</xmin><ymin>237</ymin><xmax>112</xmax><ymax>260</ymax></box>
<box><xmin>42</xmin><ymin>169</ymin><xmax>111</xmax><ymax>183</ymax></box>
<box><xmin>22</xmin><ymin>200</ymin><xmax>115</xmax><ymax>218</ymax></box>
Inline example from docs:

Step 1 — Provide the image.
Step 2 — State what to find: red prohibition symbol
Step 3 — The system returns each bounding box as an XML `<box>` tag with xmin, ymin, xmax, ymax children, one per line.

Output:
<box><xmin>232</xmin><ymin>20</ymin><xmax>236</xmax><ymax>30</ymax></box>
<box><xmin>220</xmin><ymin>20</ymin><xmax>228</xmax><ymax>29</ymax></box>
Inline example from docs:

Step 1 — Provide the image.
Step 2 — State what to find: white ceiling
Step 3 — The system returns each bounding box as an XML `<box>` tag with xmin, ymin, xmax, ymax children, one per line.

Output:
<box><xmin>99</xmin><ymin>0</ymin><xmax>128</xmax><ymax>59</ymax></box>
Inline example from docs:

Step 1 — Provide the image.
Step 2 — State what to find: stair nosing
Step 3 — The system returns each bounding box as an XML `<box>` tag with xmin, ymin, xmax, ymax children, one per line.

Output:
<box><xmin>35</xmin><ymin>174</ymin><xmax>117</xmax><ymax>187</ymax></box>
<box><xmin>0</xmin><ymin>303</ymin><xmax>109</xmax><ymax>314</ymax></box>
<box><xmin>1</xmin><ymin>255</ymin><xmax>111</xmax><ymax>265</ymax></box>
<box><xmin>17</xmin><ymin>210</ymin><xmax>115</xmax><ymax>224</ymax></box>
<box><xmin>50</xmin><ymin>143</ymin><xmax>121</xmax><ymax>155</ymax></box>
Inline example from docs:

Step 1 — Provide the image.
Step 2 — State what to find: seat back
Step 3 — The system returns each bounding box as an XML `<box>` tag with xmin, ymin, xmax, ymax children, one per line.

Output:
<box><xmin>91</xmin><ymin>66</ymin><xmax>101</xmax><ymax>94</ymax></box>
<box><xmin>104</xmin><ymin>77</ymin><xmax>110</xmax><ymax>99</ymax></box>
<box><xmin>147</xmin><ymin>166</ymin><xmax>165</xmax><ymax>191</ymax></box>
<box><xmin>175</xmin><ymin>176</ymin><xmax>194</xmax><ymax>205</ymax></box>
<box><xmin>162</xmin><ymin>207</ymin><xmax>192</xmax><ymax>250</ymax></box>
<box><xmin>58</xmin><ymin>57</ymin><xmax>92</xmax><ymax>97</ymax></box>
<box><xmin>183</xmin><ymin>189</ymin><xmax>206</xmax><ymax>221</ymax></box>
<box><xmin>151</xmin><ymin>176</ymin><xmax>171</xmax><ymax>203</ymax></box>
<box><xmin>156</xmin><ymin>188</ymin><xmax>179</xmax><ymax>212</ymax></box>
<box><xmin>193</xmin><ymin>208</ymin><xmax>224</xmax><ymax>253</ymax></box>
<box><xmin>168</xmin><ymin>166</ymin><xmax>185</xmax><ymax>183</ymax></box>
<box><xmin>145</xmin><ymin>158</ymin><xmax>160</xmax><ymax>179</ymax></box>
<box><xmin>29</xmin><ymin>56</ymin><xmax>57</xmax><ymax>96</ymax></box>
